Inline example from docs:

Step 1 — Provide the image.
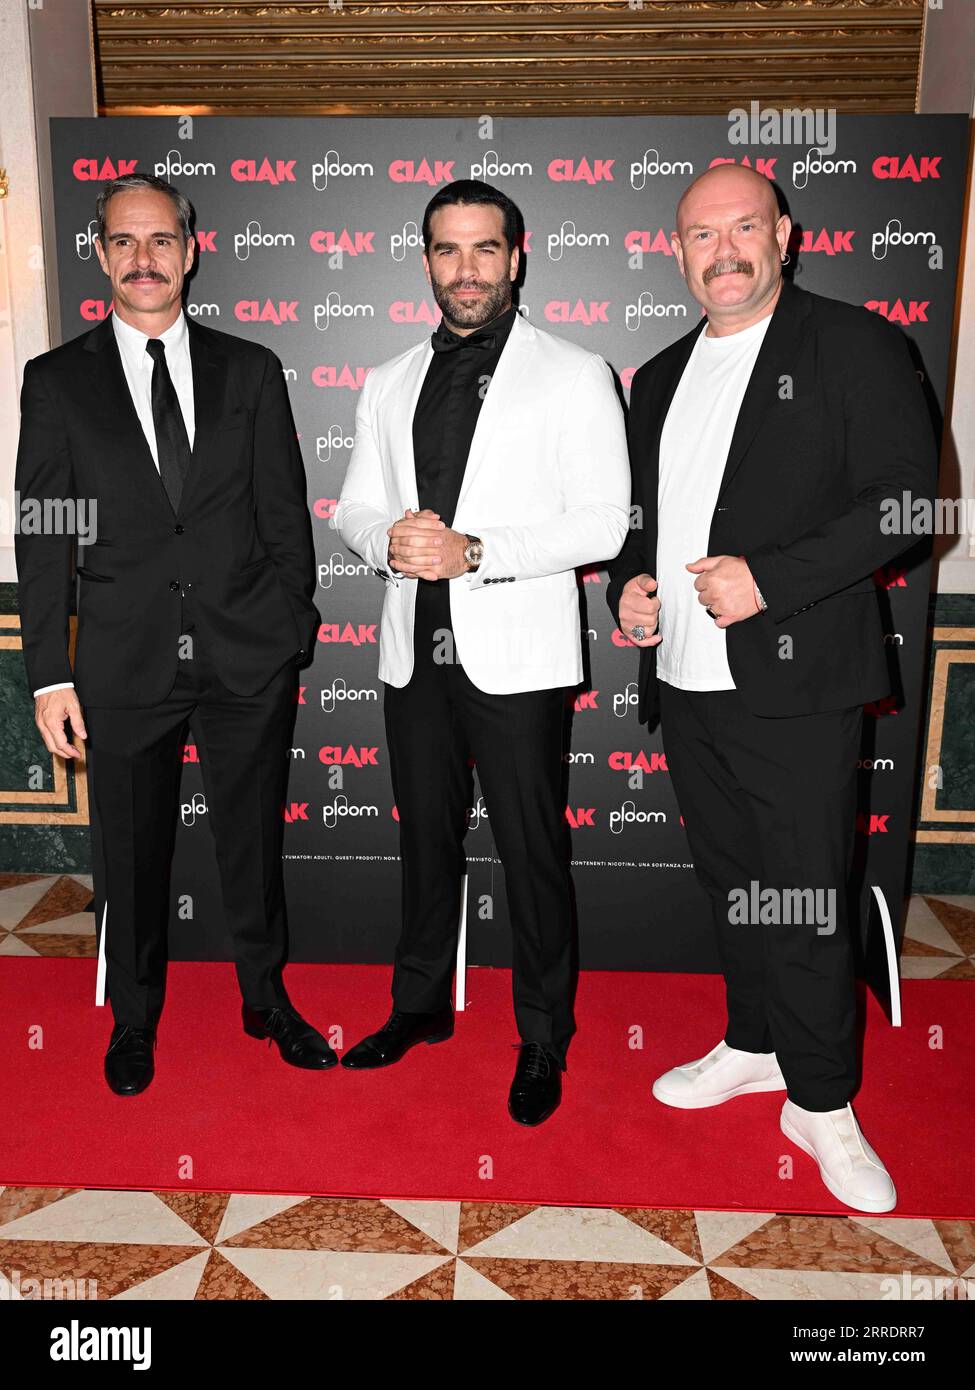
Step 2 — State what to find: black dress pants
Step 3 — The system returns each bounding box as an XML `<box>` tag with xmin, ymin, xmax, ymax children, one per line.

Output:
<box><xmin>658</xmin><ymin>680</ymin><xmax>862</xmax><ymax>1112</ymax></box>
<box><xmin>383</xmin><ymin>582</ymin><xmax>575</xmax><ymax>1065</ymax></box>
<box><xmin>85</xmin><ymin>597</ymin><xmax>299</xmax><ymax>1028</ymax></box>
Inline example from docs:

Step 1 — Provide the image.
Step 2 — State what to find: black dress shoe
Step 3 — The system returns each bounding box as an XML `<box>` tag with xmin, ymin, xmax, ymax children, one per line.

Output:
<box><xmin>508</xmin><ymin>1042</ymin><xmax>562</xmax><ymax>1126</ymax></box>
<box><xmin>341</xmin><ymin>1007</ymin><xmax>454</xmax><ymax>1069</ymax></box>
<box><xmin>242</xmin><ymin>1003</ymin><xmax>338</xmax><ymax>1069</ymax></box>
<box><xmin>104</xmin><ymin>1024</ymin><xmax>156</xmax><ymax>1096</ymax></box>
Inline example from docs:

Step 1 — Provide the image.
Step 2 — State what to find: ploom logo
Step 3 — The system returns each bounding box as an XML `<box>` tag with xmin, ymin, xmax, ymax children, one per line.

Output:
<box><xmin>871</xmin><ymin>219</ymin><xmax>937</xmax><ymax>260</ymax></box>
<box><xmin>318</xmin><ymin>554</ymin><xmax>372</xmax><ymax>588</ymax></box>
<box><xmin>547</xmin><ymin>221</ymin><xmax>610</xmax><ymax>260</ymax></box>
<box><xmin>792</xmin><ymin>148</ymin><xmax>857</xmax><ymax>189</ymax></box>
<box><xmin>314</xmin><ymin>295</ymin><xmax>375</xmax><ymax>328</ymax></box>
<box><xmin>630</xmin><ymin>149</ymin><xmax>694</xmax><ymax>189</ymax></box>
<box><xmin>180</xmin><ymin>794</ymin><xmax>207</xmax><ymax>827</ymax></box>
<box><xmin>311</xmin><ymin>151</ymin><xmax>375</xmax><ymax>189</ymax></box>
<box><xmin>316</xmin><ymin>429</ymin><xmax>355</xmax><ymax>463</ymax></box>
<box><xmin>613</xmin><ymin>682</ymin><xmax>640</xmax><ymax>718</ymax></box>
<box><xmin>470</xmin><ymin>151</ymin><xmax>533</xmax><ymax>179</ymax></box>
<box><xmin>154</xmin><ymin>149</ymin><xmax>216</xmax><ymax>178</ymax></box>
<box><xmin>610</xmin><ymin>802</ymin><xmax>666</xmax><ymax>833</ymax></box>
<box><xmin>234</xmin><ymin>221</ymin><xmax>297</xmax><ymax>260</ymax></box>
<box><xmin>625</xmin><ymin>292</ymin><xmax>688</xmax><ymax>329</ymax></box>
<box><xmin>320</xmin><ymin>680</ymin><xmax>378</xmax><ymax>713</ymax></box>
<box><xmin>391</xmin><ymin>221</ymin><xmax>424</xmax><ymax>261</ymax></box>
<box><xmin>323</xmin><ymin>796</ymin><xmax>380</xmax><ymax>827</ymax></box>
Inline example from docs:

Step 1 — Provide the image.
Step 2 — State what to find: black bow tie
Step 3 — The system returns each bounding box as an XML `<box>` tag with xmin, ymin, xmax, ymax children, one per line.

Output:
<box><xmin>431</xmin><ymin>324</ymin><xmax>498</xmax><ymax>353</ymax></box>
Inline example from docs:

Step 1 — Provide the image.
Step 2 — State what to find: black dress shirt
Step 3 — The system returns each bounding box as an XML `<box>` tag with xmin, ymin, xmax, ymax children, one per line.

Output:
<box><xmin>410</xmin><ymin>303</ymin><xmax>518</xmax><ymax>630</ymax></box>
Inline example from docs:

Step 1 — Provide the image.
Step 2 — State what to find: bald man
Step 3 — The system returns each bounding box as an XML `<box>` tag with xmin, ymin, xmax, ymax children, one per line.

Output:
<box><xmin>608</xmin><ymin>164</ymin><xmax>936</xmax><ymax>1213</ymax></box>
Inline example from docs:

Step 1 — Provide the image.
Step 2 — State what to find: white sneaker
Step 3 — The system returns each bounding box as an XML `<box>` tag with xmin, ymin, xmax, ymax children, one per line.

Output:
<box><xmin>651</xmin><ymin>1039</ymin><xmax>786</xmax><ymax>1109</ymax></box>
<box><xmin>780</xmin><ymin>1099</ymin><xmax>897</xmax><ymax>1213</ymax></box>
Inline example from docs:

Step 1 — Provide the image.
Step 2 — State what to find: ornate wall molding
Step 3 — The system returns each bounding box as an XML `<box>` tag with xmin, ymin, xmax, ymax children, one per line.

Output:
<box><xmin>92</xmin><ymin>1</ymin><xmax>926</xmax><ymax>116</ymax></box>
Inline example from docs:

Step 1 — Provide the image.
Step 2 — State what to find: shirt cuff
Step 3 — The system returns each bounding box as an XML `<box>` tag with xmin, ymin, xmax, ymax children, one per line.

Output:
<box><xmin>34</xmin><ymin>682</ymin><xmax>75</xmax><ymax>697</ymax></box>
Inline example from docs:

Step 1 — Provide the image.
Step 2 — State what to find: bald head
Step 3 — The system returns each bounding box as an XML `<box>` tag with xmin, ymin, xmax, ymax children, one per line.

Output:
<box><xmin>676</xmin><ymin>164</ymin><xmax>779</xmax><ymax>236</ymax></box>
<box><xmin>669</xmin><ymin>163</ymin><xmax>791</xmax><ymax>333</ymax></box>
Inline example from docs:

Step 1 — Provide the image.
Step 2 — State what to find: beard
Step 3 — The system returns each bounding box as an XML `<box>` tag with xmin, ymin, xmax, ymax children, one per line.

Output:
<box><xmin>430</xmin><ymin>272</ymin><xmax>511</xmax><ymax>330</ymax></box>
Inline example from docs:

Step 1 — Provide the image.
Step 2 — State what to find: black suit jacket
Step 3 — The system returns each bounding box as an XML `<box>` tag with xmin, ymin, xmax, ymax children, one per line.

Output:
<box><xmin>15</xmin><ymin>313</ymin><xmax>320</xmax><ymax>707</ymax></box>
<box><xmin>607</xmin><ymin>280</ymin><xmax>938</xmax><ymax>728</ymax></box>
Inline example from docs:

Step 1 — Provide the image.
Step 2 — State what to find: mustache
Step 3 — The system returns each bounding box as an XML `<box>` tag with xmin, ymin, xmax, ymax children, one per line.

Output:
<box><xmin>703</xmin><ymin>258</ymin><xmax>754</xmax><ymax>285</ymax></box>
<box><xmin>122</xmin><ymin>271</ymin><xmax>167</xmax><ymax>283</ymax></box>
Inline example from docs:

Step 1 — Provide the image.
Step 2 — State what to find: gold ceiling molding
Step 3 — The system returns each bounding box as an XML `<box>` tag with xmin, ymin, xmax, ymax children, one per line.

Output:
<box><xmin>92</xmin><ymin>0</ymin><xmax>926</xmax><ymax>116</ymax></box>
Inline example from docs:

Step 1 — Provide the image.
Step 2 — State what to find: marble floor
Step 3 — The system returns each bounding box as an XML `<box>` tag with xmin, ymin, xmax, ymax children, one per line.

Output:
<box><xmin>1</xmin><ymin>872</ymin><xmax>973</xmax><ymax>1302</ymax></box>
<box><xmin>0</xmin><ymin>1187</ymin><xmax>973</xmax><ymax>1301</ymax></box>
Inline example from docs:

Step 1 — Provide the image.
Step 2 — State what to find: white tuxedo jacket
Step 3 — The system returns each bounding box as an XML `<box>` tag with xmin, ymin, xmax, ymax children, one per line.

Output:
<box><xmin>332</xmin><ymin>309</ymin><xmax>630</xmax><ymax>694</ymax></box>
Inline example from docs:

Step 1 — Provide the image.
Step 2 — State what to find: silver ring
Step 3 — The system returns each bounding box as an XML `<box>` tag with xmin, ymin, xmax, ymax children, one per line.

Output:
<box><xmin>631</xmin><ymin>625</ymin><xmax>646</xmax><ymax>641</ymax></box>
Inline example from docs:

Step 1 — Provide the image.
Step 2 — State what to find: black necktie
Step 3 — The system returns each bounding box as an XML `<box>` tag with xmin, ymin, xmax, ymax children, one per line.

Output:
<box><xmin>145</xmin><ymin>338</ymin><xmax>192</xmax><ymax>513</ymax></box>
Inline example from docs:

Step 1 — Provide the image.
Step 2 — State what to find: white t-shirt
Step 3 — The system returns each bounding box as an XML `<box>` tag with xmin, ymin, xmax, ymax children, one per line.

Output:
<box><xmin>655</xmin><ymin>312</ymin><xmax>772</xmax><ymax>691</ymax></box>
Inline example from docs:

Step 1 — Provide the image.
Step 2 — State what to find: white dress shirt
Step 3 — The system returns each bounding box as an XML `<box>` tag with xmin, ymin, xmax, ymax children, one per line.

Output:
<box><xmin>655</xmin><ymin>311</ymin><xmax>772</xmax><ymax>692</ymax></box>
<box><xmin>34</xmin><ymin>309</ymin><xmax>196</xmax><ymax>696</ymax></box>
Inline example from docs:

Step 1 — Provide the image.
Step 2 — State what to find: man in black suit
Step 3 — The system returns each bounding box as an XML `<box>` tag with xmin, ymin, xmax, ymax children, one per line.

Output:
<box><xmin>608</xmin><ymin>164</ymin><xmax>936</xmax><ymax>1213</ymax></box>
<box><xmin>15</xmin><ymin>172</ymin><xmax>334</xmax><ymax>1094</ymax></box>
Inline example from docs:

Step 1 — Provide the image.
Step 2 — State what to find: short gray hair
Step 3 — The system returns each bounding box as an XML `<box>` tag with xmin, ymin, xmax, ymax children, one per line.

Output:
<box><xmin>95</xmin><ymin>172</ymin><xmax>195</xmax><ymax>247</ymax></box>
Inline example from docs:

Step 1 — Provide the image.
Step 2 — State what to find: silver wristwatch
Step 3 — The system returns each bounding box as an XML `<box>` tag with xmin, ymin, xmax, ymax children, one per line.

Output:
<box><xmin>463</xmin><ymin>534</ymin><xmax>484</xmax><ymax>572</ymax></box>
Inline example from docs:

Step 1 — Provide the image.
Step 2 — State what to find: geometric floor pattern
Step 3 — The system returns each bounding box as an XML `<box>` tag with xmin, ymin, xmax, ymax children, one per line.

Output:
<box><xmin>0</xmin><ymin>874</ymin><xmax>97</xmax><ymax>959</ymax></box>
<box><xmin>901</xmin><ymin>893</ymin><xmax>975</xmax><ymax>979</ymax></box>
<box><xmin>2</xmin><ymin>874</ymin><xmax>973</xmax><ymax>1301</ymax></box>
<box><xmin>3</xmin><ymin>874</ymin><xmax>973</xmax><ymax>980</ymax></box>
<box><xmin>1</xmin><ymin>1187</ymin><xmax>973</xmax><ymax>1300</ymax></box>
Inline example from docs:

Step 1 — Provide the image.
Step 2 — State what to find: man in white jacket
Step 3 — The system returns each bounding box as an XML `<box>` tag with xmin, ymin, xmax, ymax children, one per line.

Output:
<box><xmin>332</xmin><ymin>180</ymin><xmax>629</xmax><ymax>1124</ymax></box>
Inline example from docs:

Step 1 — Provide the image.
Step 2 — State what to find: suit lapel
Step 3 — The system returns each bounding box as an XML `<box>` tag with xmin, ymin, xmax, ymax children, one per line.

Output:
<box><xmin>177</xmin><ymin>318</ymin><xmax>227</xmax><ymax>516</ymax></box>
<box><xmin>83</xmin><ymin>315</ymin><xmax>176</xmax><ymax>517</ymax></box>
<box><xmin>643</xmin><ymin>318</ymin><xmax>705</xmax><ymax>480</ymax></box>
<box><xmin>393</xmin><ymin>340</ymin><xmax>435</xmax><ymax>507</ymax></box>
<box><xmin>454</xmin><ymin>309</ymin><xmax>536</xmax><ymax>514</ymax></box>
<box><xmin>83</xmin><ymin>311</ymin><xmax>227</xmax><ymax>520</ymax></box>
<box><xmin>714</xmin><ymin>279</ymin><xmax>812</xmax><ymax>504</ymax></box>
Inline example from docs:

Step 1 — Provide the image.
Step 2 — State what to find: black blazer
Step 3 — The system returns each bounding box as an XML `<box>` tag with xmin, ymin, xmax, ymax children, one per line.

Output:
<box><xmin>15</xmin><ymin>314</ymin><xmax>319</xmax><ymax>707</ymax></box>
<box><xmin>607</xmin><ymin>281</ymin><xmax>938</xmax><ymax>728</ymax></box>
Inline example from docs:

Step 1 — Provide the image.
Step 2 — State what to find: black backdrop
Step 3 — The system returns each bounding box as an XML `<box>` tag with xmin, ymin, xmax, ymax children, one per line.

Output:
<box><xmin>49</xmin><ymin>114</ymin><xmax>967</xmax><ymax>983</ymax></box>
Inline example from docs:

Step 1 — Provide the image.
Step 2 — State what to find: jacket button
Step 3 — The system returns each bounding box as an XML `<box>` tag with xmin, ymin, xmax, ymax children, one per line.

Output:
<box><xmin>169</xmin><ymin>580</ymin><xmax>179</xmax><ymax>591</ymax></box>
<box><xmin>174</xmin><ymin>524</ymin><xmax>184</xmax><ymax>534</ymax></box>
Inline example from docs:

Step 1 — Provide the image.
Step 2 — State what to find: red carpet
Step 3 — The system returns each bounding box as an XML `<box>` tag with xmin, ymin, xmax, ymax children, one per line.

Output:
<box><xmin>0</xmin><ymin>959</ymin><xmax>972</xmax><ymax>1217</ymax></box>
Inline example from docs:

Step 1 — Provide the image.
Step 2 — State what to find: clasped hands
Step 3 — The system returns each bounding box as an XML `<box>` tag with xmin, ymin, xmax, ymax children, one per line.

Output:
<box><xmin>386</xmin><ymin>509</ymin><xmax>469</xmax><ymax>581</ymax></box>
<box><xmin>619</xmin><ymin>555</ymin><xmax>761</xmax><ymax>645</ymax></box>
